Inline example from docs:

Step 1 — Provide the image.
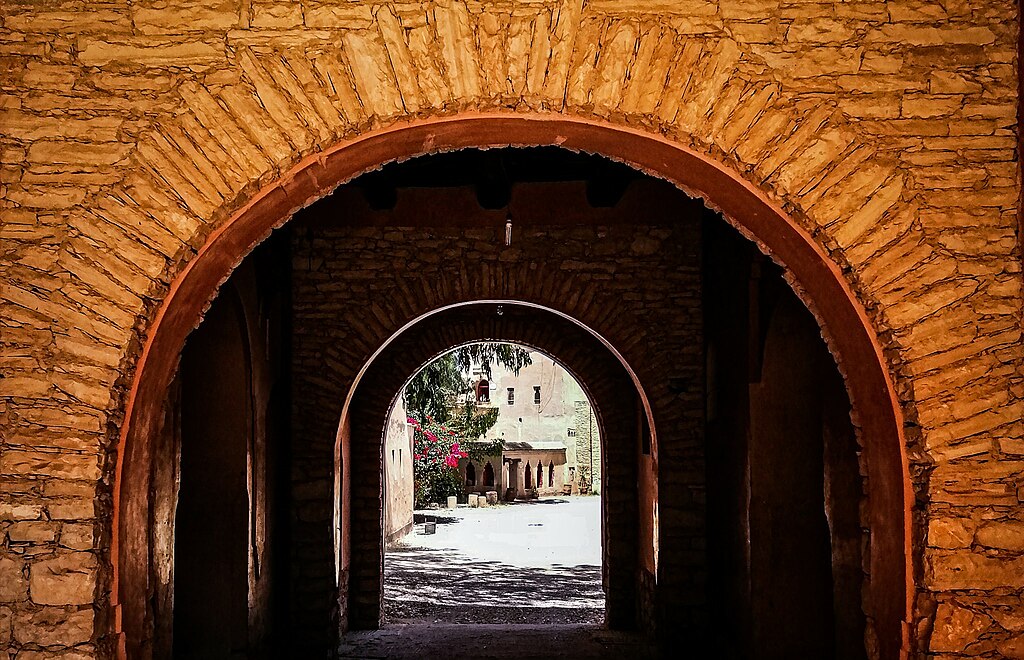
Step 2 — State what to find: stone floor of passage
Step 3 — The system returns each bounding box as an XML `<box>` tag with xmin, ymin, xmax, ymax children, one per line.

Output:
<box><xmin>337</xmin><ymin>623</ymin><xmax>660</xmax><ymax>659</ymax></box>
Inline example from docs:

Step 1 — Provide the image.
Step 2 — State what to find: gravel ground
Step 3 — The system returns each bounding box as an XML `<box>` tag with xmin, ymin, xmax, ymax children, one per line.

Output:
<box><xmin>382</xmin><ymin>496</ymin><xmax>604</xmax><ymax>626</ymax></box>
<box><xmin>340</xmin><ymin>498</ymin><xmax>660</xmax><ymax>658</ymax></box>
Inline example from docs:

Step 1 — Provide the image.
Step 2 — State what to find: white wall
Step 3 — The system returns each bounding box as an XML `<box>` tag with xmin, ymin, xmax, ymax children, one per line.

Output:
<box><xmin>383</xmin><ymin>397</ymin><xmax>414</xmax><ymax>543</ymax></box>
<box><xmin>475</xmin><ymin>352</ymin><xmax>599</xmax><ymax>487</ymax></box>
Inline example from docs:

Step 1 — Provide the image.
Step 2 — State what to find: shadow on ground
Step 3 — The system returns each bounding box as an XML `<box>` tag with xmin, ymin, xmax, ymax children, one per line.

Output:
<box><xmin>338</xmin><ymin>624</ymin><xmax>659</xmax><ymax>659</ymax></box>
<box><xmin>384</xmin><ymin>545</ymin><xmax>604</xmax><ymax>624</ymax></box>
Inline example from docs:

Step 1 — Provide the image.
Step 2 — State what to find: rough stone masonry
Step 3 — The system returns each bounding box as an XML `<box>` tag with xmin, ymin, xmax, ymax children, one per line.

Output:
<box><xmin>0</xmin><ymin>0</ymin><xmax>1021</xmax><ymax>658</ymax></box>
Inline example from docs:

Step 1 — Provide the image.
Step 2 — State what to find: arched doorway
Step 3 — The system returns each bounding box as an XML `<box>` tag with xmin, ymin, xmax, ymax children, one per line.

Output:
<box><xmin>113</xmin><ymin>115</ymin><xmax>909</xmax><ymax>659</ymax></box>
<box><xmin>343</xmin><ymin>303</ymin><xmax>650</xmax><ymax>633</ymax></box>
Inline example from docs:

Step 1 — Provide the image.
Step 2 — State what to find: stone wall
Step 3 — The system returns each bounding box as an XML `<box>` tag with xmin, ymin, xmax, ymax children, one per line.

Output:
<box><xmin>574</xmin><ymin>401</ymin><xmax>602</xmax><ymax>495</ymax></box>
<box><xmin>0</xmin><ymin>0</ymin><xmax>1019</xmax><ymax>656</ymax></box>
<box><xmin>288</xmin><ymin>179</ymin><xmax>704</xmax><ymax>640</ymax></box>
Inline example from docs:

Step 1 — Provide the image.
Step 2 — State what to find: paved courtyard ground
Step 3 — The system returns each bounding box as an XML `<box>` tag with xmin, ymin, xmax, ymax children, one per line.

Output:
<box><xmin>383</xmin><ymin>495</ymin><xmax>604</xmax><ymax>625</ymax></box>
<box><xmin>338</xmin><ymin>496</ymin><xmax>659</xmax><ymax>658</ymax></box>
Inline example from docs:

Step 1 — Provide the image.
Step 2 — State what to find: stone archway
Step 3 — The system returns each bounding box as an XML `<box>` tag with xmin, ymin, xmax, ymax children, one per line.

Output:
<box><xmin>341</xmin><ymin>302</ymin><xmax>654</xmax><ymax>633</ymax></box>
<box><xmin>112</xmin><ymin>115</ymin><xmax>911</xmax><ymax>658</ymax></box>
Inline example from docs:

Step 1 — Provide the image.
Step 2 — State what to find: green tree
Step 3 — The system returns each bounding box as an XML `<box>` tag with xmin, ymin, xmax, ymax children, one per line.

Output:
<box><xmin>448</xmin><ymin>401</ymin><xmax>503</xmax><ymax>461</ymax></box>
<box><xmin>403</xmin><ymin>343</ymin><xmax>532</xmax><ymax>424</ymax></box>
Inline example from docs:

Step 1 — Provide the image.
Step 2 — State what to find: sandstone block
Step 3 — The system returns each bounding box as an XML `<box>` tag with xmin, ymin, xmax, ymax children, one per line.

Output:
<box><xmin>29</xmin><ymin>554</ymin><xmax>97</xmax><ymax>606</ymax></box>
<box><xmin>0</xmin><ymin>113</ymin><xmax>123</xmax><ymax>142</ymax></box>
<box><xmin>77</xmin><ymin>38</ymin><xmax>225</xmax><ymax>67</ymax></box>
<box><xmin>786</xmin><ymin>19</ymin><xmax>855</xmax><ymax>43</ymax></box>
<box><xmin>7</xmin><ymin>522</ymin><xmax>58</xmax><ymax>543</ymax></box>
<box><xmin>866</xmin><ymin>25</ymin><xmax>995</xmax><ymax>46</ymax></box>
<box><xmin>59</xmin><ymin>525</ymin><xmax>94</xmax><ymax>551</ymax></box>
<box><xmin>5</xmin><ymin>186</ymin><xmax>87</xmax><ymax>210</ymax></box>
<box><xmin>901</xmin><ymin>95</ymin><xmax>963</xmax><ymax>118</ymax></box>
<box><xmin>0</xmin><ymin>504</ymin><xmax>43</xmax><ymax>521</ymax></box>
<box><xmin>13</xmin><ymin>607</ymin><xmax>93</xmax><ymax>646</ymax></box>
<box><xmin>927</xmin><ymin>551</ymin><xmax>1024</xmax><ymax>590</ymax></box>
<box><xmin>5</xmin><ymin>9</ymin><xmax>129</xmax><ymax>32</ymax></box>
<box><xmin>976</xmin><ymin>521</ymin><xmax>1024</xmax><ymax>551</ymax></box>
<box><xmin>251</xmin><ymin>3</ymin><xmax>302</xmax><ymax>29</ymax></box>
<box><xmin>304</xmin><ymin>3</ymin><xmax>373</xmax><ymax>28</ymax></box>
<box><xmin>14</xmin><ymin>650</ymin><xmax>95</xmax><ymax>660</ymax></box>
<box><xmin>1000</xmin><ymin>439</ymin><xmax>1024</xmax><ymax>455</ymax></box>
<box><xmin>27</xmin><ymin>141</ymin><xmax>132</xmax><ymax>167</ymax></box>
<box><xmin>997</xmin><ymin>634</ymin><xmax>1024</xmax><ymax>660</ymax></box>
<box><xmin>0</xmin><ymin>451</ymin><xmax>100</xmax><ymax>482</ymax></box>
<box><xmin>0</xmin><ymin>558</ymin><xmax>27</xmax><ymax>602</ymax></box>
<box><xmin>931</xmin><ymin>601</ymin><xmax>991</xmax><ymax>652</ymax></box>
<box><xmin>23</xmin><ymin>64</ymin><xmax>78</xmax><ymax>87</ymax></box>
<box><xmin>133</xmin><ymin>1</ymin><xmax>239</xmax><ymax>33</ymax></box>
<box><xmin>990</xmin><ymin>608</ymin><xmax>1024</xmax><ymax>632</ymax></box>
<box><xmin>928</xmin><ymin>517</ymin><xmax>976</xmax><ymax>549</ymax></box>
<box><xmin>48</xmin><ymin>501</ymin><xmax>95</xmax><ymax>521</ymax></box>
<box><xmin>587</xmin><ymin>0</ymin><xmax>717</xmax><ymax>15</ymax></box>
<box><xmin>930</xmin><ymin>71</ymin><xmax>983</xmax><ymax>95</ymax></box>
<box><xmin>0</xmin><ymin>606</ymin><xmax>10</xmax><ymax>645</ymax></box>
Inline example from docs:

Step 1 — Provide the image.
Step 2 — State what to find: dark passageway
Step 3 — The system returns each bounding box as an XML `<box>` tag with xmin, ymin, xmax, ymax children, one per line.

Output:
<box><xmin>161</xmin><ymin>148</ymin><xmax>866</xmax><ymax>658</ymax></box>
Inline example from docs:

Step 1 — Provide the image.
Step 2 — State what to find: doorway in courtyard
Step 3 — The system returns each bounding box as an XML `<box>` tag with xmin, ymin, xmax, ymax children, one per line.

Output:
<box><xmin>149</xmin><ymin>145</ymin><xmax>867</xmax><ymax>658</ymax></box>
<box><xmin>381</xmin><ymin>344</ymin><xmax>606</xmax><ymax>626</ymax></box>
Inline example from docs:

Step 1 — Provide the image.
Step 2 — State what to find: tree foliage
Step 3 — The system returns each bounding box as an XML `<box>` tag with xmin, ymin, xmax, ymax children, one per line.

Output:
<box><xmin>404</xmin><ymin>343</ymin><xmax>530</xmax><ymax>506</ymax></box>
<box><xmin>408</xmin><ymin>412</ymin><xmax>504</xmax><ymax>507</ymax></box>
<box><xmin>409</xmin><ymin>416</ymin><xmax>468</xmax><ymax>508</ymax></box>
<box><xmin>403</xmin><ymin>342</ymin><xmax>532</xmax><ymax>424</ymax></box>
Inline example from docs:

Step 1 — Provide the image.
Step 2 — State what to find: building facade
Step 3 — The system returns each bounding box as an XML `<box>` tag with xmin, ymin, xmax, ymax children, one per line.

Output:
<box><xmin>468</xmin><ymin>351</ymin><xmax>602</xmax><ymax>495</ymax></box>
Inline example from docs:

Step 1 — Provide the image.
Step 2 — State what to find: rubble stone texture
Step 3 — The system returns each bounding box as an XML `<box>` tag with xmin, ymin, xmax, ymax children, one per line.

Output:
<box><xmin>0</xmin><ymin>0</ymin><xmax>1019</xmax><ymax>657</ymax></box>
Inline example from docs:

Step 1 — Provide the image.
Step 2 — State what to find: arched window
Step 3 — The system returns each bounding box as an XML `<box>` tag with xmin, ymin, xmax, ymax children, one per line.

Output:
<box><xmin>466</xmin><ymin>462</ymin><xmax>476</xmax><ymax>486</ymax></box>
<box><xmin>548</xmin><ymin>461</ymin><xmax>554</xmax><ymax>487</ymax></box>
<box><xmin>483</xmin><ymin>462</ymin><xmax>495</xmax><ymax>487</ymax></box>
<box><xmin>537</xmin><ymin>461</ymin><xmax>543</xmax><ymax>487</ymax></box>
<box><xmin>524</xmin><ymin>463</ymin><xmax>532</xmax><ymax>489</ymax></box>
<box><xmin>476</xmin><ymin>379</ymin><xmax>489</xmax><ymax>403</ymax></box>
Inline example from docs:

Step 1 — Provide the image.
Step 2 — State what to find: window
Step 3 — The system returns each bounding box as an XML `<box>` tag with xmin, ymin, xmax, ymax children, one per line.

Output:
<box><xmin>567</xmin><ymin>428</ymin><xmax>576</xmax><ymax>437</ymax></box>
<box><xmin>476</xmin><ymin>379</ymin><xmax>489</xmax><ymax>403</ymax></box>
<box><xmin>507</xmin><ymin>387</ymin><xmax>515</xmax><ymax>405</ymax></box>
<box><xmin>466</xmin><ymin>462</ymin><xmax>476</xmax><ymax>486</ymax></box>
<box><xmin>533</xmin><ymin>385</ymin><xmax>541</xmax><ymax>405</ymax></box>
<box><xmin>548</xmin><ymin>461</ymin><xmax>554</xmax><ymax>487</ymax></box>
<box><xmin>483</xmin><ymin>462</ymin><xmax>495</xmax><ymax>487</ymax></box>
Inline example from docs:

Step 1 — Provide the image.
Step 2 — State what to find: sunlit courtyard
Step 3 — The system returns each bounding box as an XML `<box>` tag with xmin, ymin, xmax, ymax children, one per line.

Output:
<box><xmin>384</xmin><ymin>496</ymin><xmax>604</xmax><ymax>625</ymax></box>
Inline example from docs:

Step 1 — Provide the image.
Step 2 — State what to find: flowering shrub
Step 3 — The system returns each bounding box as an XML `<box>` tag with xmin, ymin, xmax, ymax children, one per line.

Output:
<box><xmin>409</xmin><ymin>415</ymin><xmax>468</xmax><ymax>508</ymax></box>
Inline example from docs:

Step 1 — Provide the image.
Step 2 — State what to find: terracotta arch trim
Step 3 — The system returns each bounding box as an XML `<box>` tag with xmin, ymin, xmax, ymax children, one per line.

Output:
<box><xmin>114</xmin><ymin>112</ymin><xmax>911</xmax><ymax>659</ymax></box>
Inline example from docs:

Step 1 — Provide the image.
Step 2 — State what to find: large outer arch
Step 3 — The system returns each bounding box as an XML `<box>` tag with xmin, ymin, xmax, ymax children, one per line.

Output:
<box><xmin>113</xmin><ymin>113</ymin><xmax>912</xmax><ymax>658</ymax></box>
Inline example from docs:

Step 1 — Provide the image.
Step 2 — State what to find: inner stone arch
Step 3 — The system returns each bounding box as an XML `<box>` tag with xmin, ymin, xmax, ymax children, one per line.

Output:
<box><xmin>340</xmin><ymin>302</ymin><xmax>652</xmax><ymax>635</ymax></box>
